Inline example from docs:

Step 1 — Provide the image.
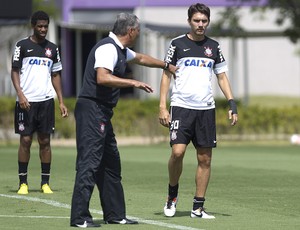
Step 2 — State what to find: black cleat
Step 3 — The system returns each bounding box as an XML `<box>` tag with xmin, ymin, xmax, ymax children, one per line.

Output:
<box><xmin>105</xmin><ymin>218</ymin><xmax>138</xmax><ymax>224</ymax></box>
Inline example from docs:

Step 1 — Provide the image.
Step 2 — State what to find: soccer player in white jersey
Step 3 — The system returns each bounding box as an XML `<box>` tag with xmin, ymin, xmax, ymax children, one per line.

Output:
<box><xmin>11</xmin><ymin>11</ymin><xmax>68</xmax><ymax>195</ymax></box>
<box><xmin>159</xmin><ymin>3</ymin><xmax>238</xmax><ymax>219</ymax></box>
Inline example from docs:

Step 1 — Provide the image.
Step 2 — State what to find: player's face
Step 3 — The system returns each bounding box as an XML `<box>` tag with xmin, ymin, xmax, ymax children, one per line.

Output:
<box><xmin>33</xmin><ymin>20</ymin><xmax>49</xmax><ymax>40</ymax></box>
<box><xmin>188</xmin><ymin>12</ymin><xmax>209</xmax><ymax>39</ymax></box>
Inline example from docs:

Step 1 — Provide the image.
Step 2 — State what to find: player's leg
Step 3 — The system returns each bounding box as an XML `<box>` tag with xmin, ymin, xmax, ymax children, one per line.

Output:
<box><xmin>190</xmin><ymin>147</ymin><xmax>215</xmax><ymax>219</ymax></box>
<box><xmin>15</xmin><ymin>101</ymin><xmax>34</xmax><ymax>194</ymax></box>
<box><xmin>164</xmin><ymin>143</ymin><xmax>187</xmax><ymax>217</ymax></box>
<box><xmin>195</xmin><ymin>147</ymin><xmax>212</xmax><ymax>198</ymax></box>
<box><xmin>37</xmin><ymin>99</ymin><xmax>55</xmax><ymax>193</ymax></box>
<box><xmin>37</xmin><ymin>132</ymin><xmax>53</xmax><ymax>193</ymax></box>
<box><xmin>169</xmin><ymin>143</ymin><xmax>187</xmax><ymax>186</ymax></box>
<box><xmin>190</xmin><ymin>109</ymin><xmax>216</xmax><ymax>219</ymax></box>
<box><xmin>164</xmin><ymin>106</ymin><xmax>194</xmax><ymax>217</ymax></box>
<box><xmin>17</xmin><ymin>135</ymin><xmax>33</xmax><ymax>194</ymax></box>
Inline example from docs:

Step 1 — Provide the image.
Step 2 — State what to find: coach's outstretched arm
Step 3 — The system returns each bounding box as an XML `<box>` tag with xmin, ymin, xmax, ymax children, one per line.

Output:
<box><xmin>130</xmin><ymin>53</ymin><xmax>178</xmax><ymax>74</ymax></box>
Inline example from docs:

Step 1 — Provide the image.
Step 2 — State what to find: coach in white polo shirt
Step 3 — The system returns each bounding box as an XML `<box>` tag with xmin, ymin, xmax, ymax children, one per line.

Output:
<box><xmin>70</xmin><ymin>12</ymin><xmax>177</xmax><ymax>228</ymax></box>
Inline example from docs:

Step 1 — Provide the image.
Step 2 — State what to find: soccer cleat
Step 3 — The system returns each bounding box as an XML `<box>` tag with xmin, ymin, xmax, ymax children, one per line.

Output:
<box><xmin>190</xmin><ymin>208</ymin><xmax>215</xmax><ymax>219</ymax></box>
<box><xmin>71</xmin><ymin>221</ymin><xmax>101</xmax><ymax>228</ymax></box>
<box><xmin>41</xmin><ymin>183</ymin><xmax>53</xmax><ymax>194</ymax></box>
<box><xmin>164</xmin><ymin>197</ymin><xmax>178</xmax><ymax>217</ymax></box>
<box><xmin>105</xmin><ymin>218</ymin><xmax>138</xmax><ymax>224</ymax></box>
<box><xmin>17</xmin><ymin>183</ymin><xmax>28</xmax><ymax>194</ymax></box>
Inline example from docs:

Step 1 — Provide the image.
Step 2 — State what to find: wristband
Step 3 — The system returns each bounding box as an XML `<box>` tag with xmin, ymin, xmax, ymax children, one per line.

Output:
<box><xmin>163</xmin><ymin>62</ymin><xmax>169</xmax><ymax>70</ymax></box>
<box><xmin>228</xmin><ymin>99</ymin><xmax>238</xmax><ymax>114</ymax></box>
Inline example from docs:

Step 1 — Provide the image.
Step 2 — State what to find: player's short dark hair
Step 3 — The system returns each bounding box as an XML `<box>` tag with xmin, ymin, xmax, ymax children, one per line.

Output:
<box><xmin>31</xmin><ymin>11</ymin><xmax>50</xmax><ymax>26</ymax></box>
<box><xmin>112</xmin><ymin>13</ymin><xmax>139</xmax><ymax>36</ymax></box>
<box><xmin>188</xmin><ymin>3</ymin><xmax>210</xmax><ymax>21</ymax></box>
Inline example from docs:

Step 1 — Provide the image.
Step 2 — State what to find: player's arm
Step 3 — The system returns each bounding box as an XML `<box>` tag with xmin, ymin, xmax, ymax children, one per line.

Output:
<box><xmin>129</xmin><ymin>53</ymin><xmax>177</xmax><ymax>74</ymax></box>
<box><xmin>216</xmin><ymin>72</ymin><xmax>238</xmax><ymax>126</ymax></box>
<box><xmin>159</xmin><ymin>70</ymin><xmax>172</xmax><ymax>127</ymax></box>
<box><xmin>11</xmin><ymin>67</ymin><xmax>30</xmax><ymax>110</ymax></box>
<box><xmin>51</xmin><ymin>72</ymin><xmax>68</xmax><ymax>117</ymax></box>
<box><xmin>96</xmin><ymin>67</ymin><xmax>153</xmax><ymax>93</ymax></box>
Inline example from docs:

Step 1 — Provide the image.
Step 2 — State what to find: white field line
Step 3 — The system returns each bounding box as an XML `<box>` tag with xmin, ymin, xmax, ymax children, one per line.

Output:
<box><xmin>0</xmin><ymin>215</ymin><xmax>68</xmax><ymax>219</ymax></box>
<box><xmin>0</xmin><ymin>194</ymin><xmax>203</xmax><ymax>230</ymax></box>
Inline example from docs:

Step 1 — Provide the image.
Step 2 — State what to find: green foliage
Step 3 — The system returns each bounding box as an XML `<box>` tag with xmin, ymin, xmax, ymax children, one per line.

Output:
<box><xmin>1</xmin><ymin>97</ymin><xmax>300</xmax><ymax>140</ymax></box>
<box><xmin>32</xmin><ymin>0</ymin><xmax>60</xmax><ymax>20</ymax></box>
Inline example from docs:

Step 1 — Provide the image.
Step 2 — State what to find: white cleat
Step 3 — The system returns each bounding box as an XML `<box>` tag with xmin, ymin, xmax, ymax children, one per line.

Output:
<box><xmin>164</xmin><ymin>197</ymin><xmax>178</xmax><ymax>217</ymax></box>
<box><xmin>190</xmin><ymin>208</ymin><xmax>215</xmax><ymax>219</ymax></box>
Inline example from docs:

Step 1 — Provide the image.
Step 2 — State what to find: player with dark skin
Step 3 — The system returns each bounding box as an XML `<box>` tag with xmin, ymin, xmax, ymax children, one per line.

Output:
<box><xmin>11</xmin><ymin>11</ymin><xmax>68</xmax><ymax>194</ymax></box>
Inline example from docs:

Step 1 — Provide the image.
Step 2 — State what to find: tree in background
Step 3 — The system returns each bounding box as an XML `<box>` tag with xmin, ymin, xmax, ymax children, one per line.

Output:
<box><xmin>211</xmin><ymin>0</ymin><xmax>300</xmax><ymax>44</ymax></box>
<box><xmin>32</xmin><ymin>0</ymin><xmax>60</xmax><ymax>19</ymax></box>
<box><xmin>262</xmin><ymin>0</ymin><xmax>300</xmax><ymax>43</ymax></box>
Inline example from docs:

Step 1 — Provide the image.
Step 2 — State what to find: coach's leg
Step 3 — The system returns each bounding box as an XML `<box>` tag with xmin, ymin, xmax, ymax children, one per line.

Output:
<box><xmin>70</xmin><ymin>99</ymin><xmax>103</xmax><ymax>226</ymax></box>
<box><xmin>96</xmin><ymin>123</ymin><xmax>126</xmax><ymax>222</ymax></box>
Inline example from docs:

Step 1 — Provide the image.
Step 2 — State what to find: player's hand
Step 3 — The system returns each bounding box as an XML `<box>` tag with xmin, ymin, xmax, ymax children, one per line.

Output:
<box><xmin>228</xmin><ymin>111</ymin><xmax>238</xmax><ymax>126</ymax></box>
<box><xmin>228</xmin><ymin>99</ymin><xmax>238</xmax><ymax>126</ymax></box>
<box><xmin>59</xmin><ymin>103</ymin><xmax>69</xmax><ymax>118</ymax></box>
<box><xmin>159</xmin><ymin>108</ymin><xmax>170</xmax><ymax>127</ymax></box>
<box><xmin>18</xmin><ymin>94</ymin><xmax>31</xmax><ymax>111</ymax></box>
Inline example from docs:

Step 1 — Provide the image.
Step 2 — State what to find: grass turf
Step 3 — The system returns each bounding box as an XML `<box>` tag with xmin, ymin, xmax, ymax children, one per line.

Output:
<box><xmin>0</xmin><ymin>142</ymin><xmax>299</xmax><ymax>229</ymax></box>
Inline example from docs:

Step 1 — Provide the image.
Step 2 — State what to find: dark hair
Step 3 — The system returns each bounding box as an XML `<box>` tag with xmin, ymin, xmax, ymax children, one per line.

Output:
<box><xmin>112</xmin><ymin>13</ymin><xmax>139</xmax><ymax>36</ymax></box>
<box><xmin>188</xmin><ymin>3</ymin><xmax>210</xmax><ymax>21</ymax></box>
<box><xmin>31</xmin><ymin>11</ymin><xmax>50</xmax><ymax>26</ymax></box>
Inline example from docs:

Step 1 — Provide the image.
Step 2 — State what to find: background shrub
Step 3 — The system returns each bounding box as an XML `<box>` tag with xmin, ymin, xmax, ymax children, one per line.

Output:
<box><xmin>1</xmin><ymin>97</ymin><xmax>300</xmax><ymax>140</ymax></box>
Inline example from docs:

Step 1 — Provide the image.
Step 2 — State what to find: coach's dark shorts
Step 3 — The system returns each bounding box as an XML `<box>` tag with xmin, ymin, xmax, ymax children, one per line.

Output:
<box><xmin>14</xmin><ymin>99</ymin><xmax>55</xmax><ymax>135</ymax></box>
<box><xmin>169</xmin><ymin>106</ymin><xmax>216</xmax><ymax>148</ymax></box>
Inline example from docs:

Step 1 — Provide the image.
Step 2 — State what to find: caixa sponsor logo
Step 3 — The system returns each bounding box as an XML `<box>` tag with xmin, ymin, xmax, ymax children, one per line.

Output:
<box><xmin>184</xmin><ymin>59</ymin><xmax>213</xmax><ymax>68</ymax></box>
<box><xmin>13</xmin><ymin>46</ymin><xmax>21</xmax><ymax>61</ymax></box>
<box><xmin>29</xmin><ymin>59</ymin><xmax>51</xmax><ymax>67</ymax></box>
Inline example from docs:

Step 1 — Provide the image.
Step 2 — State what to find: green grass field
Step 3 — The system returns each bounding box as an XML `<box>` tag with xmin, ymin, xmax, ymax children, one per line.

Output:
<box><xmin>0</xmin><ymin>141</ymin><xmax>299</xmax><ymax>230</ymax></box>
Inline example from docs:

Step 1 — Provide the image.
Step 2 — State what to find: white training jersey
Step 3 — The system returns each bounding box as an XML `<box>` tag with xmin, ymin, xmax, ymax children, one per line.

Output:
<box><xmin>11</xmin><ymin>37</ymin><xmax>62</xmax><ymax>102</ymax></box>
<box><xmin>165</xmin><ymin>34</ymin><xmax>228</xmax><ymax>110</ymax></box>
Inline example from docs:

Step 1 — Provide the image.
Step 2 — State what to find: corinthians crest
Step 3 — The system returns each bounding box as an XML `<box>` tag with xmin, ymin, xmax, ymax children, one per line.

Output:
<box><xmin>170</xmin><ymin>130</ymin><xmax>177</xmax><ymax>141</ymax></box>
<box><xmin>204</xmin><ymin>46</ymin><xmax>213</xmax><ymax>57</ymax></box>
<box><xmin>18</xmin><ymin>122</ymin><xmax>25</xmax><ymax>132</ymax></box>
<box><xmin>45</xmin><ymin>48</ymin><xmax>52</xmax><ymax>57</ymax></box>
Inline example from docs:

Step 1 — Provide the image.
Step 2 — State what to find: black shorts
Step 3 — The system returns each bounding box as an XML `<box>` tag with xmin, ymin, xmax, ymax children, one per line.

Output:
<box><xmin>14</xmin><ymin>99</ymin><xmax>55</xmax><ymax>135</ymax></box>
<box><xmin>169</xmin><ymin>106</ymin><xmax>216</xmax><ymax>148</ymax></box>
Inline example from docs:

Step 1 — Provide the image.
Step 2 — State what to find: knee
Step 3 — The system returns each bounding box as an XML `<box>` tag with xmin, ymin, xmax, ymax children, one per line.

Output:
<box><xmin>38</xmin><ymin>136</ymin><xmax>51</xmax><ymax>150</ymax></box>
<box><xmin>20</xmin><ymin>136</ymin><xmax>32</xmax><ymax>149</ymax></box>
<box><xmin>198</xmin><ymin>155</ymin><xmax>212</xmax><ymax>168</ymax></box>
<box><xmin>171</xmin><ymin>150</ymin><xmax>185</xmax><ymax>161</ymax></box>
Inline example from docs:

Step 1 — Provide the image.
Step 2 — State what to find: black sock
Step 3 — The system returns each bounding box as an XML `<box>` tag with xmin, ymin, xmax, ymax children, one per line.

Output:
<box><xmin>18</xmin><ymin>161</ymin><xmax>28</xmax><ymax>185</ymax></box>
<box><xmin>193</xmin><ymin>197</ymin><xmax>205</xmax><ymax>211</ymax></box>
<box><xmin>168</xmin><ymin>184</ymin><xmax>179</xmax><ymax>199</ymax></box>
<box><xmin>41</xmin><ymin>163</ymin><xmax>51</xmax><ymax>185</ymax></box>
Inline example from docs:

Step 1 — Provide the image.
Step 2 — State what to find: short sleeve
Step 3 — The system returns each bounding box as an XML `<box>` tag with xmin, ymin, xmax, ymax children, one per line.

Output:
<box><xmin>94</xmin><ymin>43</ymin><xmax>118</xmax><ymax>72</ymax></box>
<box><xmin>126</xmin><ymin>48</ymin><xmax>136</xmax><ymax>61</ymax></box>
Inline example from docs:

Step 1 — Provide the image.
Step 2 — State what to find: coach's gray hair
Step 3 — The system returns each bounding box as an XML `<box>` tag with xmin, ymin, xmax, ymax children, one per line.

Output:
<box><xmin>112</xmin><ymin>13</ymin><xmax>139</xmax><ymax>36</ymax></box>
